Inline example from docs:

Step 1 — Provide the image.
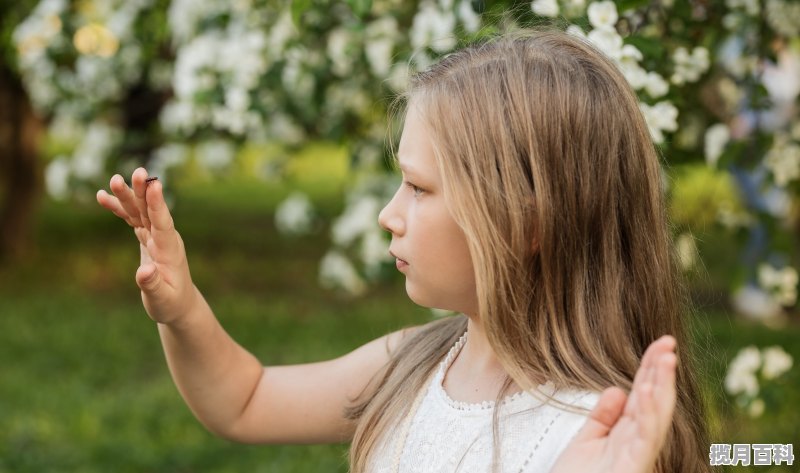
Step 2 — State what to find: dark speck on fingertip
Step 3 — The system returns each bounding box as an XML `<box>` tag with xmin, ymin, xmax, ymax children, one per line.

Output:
<box><xmin>146</xmin><ymin>176</ymin><xmax>159</xmax><ymax>184</ymax></box>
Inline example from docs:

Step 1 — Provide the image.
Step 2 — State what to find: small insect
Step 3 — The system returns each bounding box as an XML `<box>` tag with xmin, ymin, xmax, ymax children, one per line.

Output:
<box><xmin>146</xmin><ymin>176</ymin><xmax>159</xmax><ymax>184</ymax></box>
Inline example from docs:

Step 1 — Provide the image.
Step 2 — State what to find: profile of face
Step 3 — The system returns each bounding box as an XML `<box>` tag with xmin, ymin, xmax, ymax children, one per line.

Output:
<box><xmin>378</xmin><ymin>102</ymin><xmax>478</xmax><ymax>316</ymax></box>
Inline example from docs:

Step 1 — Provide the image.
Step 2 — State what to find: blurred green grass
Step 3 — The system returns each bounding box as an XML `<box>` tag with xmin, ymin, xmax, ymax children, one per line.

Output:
<box><xmin>0</xmin><ymin>154</ymin><xmax>799</xmax><ymax>471</ymax></box>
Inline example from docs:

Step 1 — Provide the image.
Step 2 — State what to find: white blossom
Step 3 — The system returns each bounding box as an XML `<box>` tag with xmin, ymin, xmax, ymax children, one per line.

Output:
<box><xmin>159</xmin><ymin>100</ymin><xmax>200</xmax><ymax>135</ymax></box>
<box><xmin>411</xmin><ymin>1</ymin><xmax>457</xmax><ymax>53</ymax></box>
<box><xmin>327</xmin><ymin>28</ymin><xmax>355</xmax><ymax>77</ymax></box>
<box><xmin>587</xmin><ymin>28</ymin><xmax>623</xmax><ymax>61</ymax></box>
<box><xmin>360</xmin><ymin>228</ymin><xmax>391</xmax><ymax>276</ymax></box>
<box><xmin>45</xmin><ymin>157</ymin><xmax>71</xmax><ymax>200</ymax></box>
<box><xmin>766</xmin><ymin>0</ymin><xmax>800</xmax><ymax>37</ymax></box>
<box><xmin>319</xmin><ymin>251</ymin><xmax>366</xmax><ymax>296</ymax></box>
<box><xmin>268</xmin><ymin>113</ymin><xmax>305</xmax><ymax>145</ymax></box>
<box><xmin>762</xmin><ymin>187</ymin><xmax>791</xmax><ymax>218</ymax></box>
<box><xmin>761</xmin><ymin>47</ymin><xmax>800</xmax><ymax>104</ymax></box>
<box><xmin>758</xmin><ymin>263</ymin><xmax>798</xmax><ymax>306</ymax></box>
<box><xmin>587</xmin><ymin>1</ymin><xmax>618</xmax><ymax>30</ymax></box>
<box><xmin>149</xmin><ymin>143</ymin><xmax>189</xmax><ymax>179</ymax></box>
<box><xmin>48</xmin><ymin>112</ymin><xmax>83</xmax><ymax>144</ymax></box>
<box><xmin>639</xmin><ymin>101</ymin><xmax>678</xmax><ymax>144</ymax></box>
<box><xmin>761</xmin><ymin>346</ymin><xmax>793</xmax><ymax>380</ymax></box>
<box><xmin>617</xmin><ymin>62</ymin><xmax>645</xmax><ymax>91</ymax></box>
<box><xmin>671</xmin><ymin>46</ymin><xmax>710</xmax><ymax>85</ymax></box>
<box><xmin>331</xmin><ymin>195</ymin><xmax>382</xmax><ymax>246</ymax></box>
<box><xmin>725</xmin><ymin>367</ymin><xmax>759</xmax><ymax>397</ymax></box>
<box><xmin>704</xmin><ymin>123</ymin><xmax>731</xmax><ymax>167</ymax></box>
<box><xmin>267</xmin><ymin>9</ymin><xmax>296</xmax><ymax>54</ymax></box>
<box><xmin>365</xmin><ymin>17</ymin><xmax>399</xmax><ymax>78</ymax></box>
<box><xmin>275</xmin><ymin>192</ymin><xmax>315</xmax><ymax>236</ymax></box>
<box><xmin>458</xmin><ymin>0</ymin><xmax>481</xmax><ymax>33</ymax></box>
<box><xmin>726</xmin><ymin>0</ymin><xmax>760</xmax><ymax>16</ymax></box>
<box><xmin>725</xmin><ymin>345</ymin><xmax>762</xmax><ymax>397</ymax></box>
<box><xmin>644</xmin><ymin>72</ymin><xmax>669</xmax><ymax>98</ymax></box>
<box><xmin>764</xmin><ymin>135</ymin><xmax>800</xmax><ymax>186</ymax></box>
<box><xmin>225</xmin><ymin>87</ymin><xmax>250</xmax><ymax>112</ymax></box>
<box><xmin>731</xmin><ymin>285</ymin><xmax>782</xmax><ymax>320</ymax></box>
<box><xmin>71</xmin><ymin>122</ymin><xmax>121</xmax><ymax>179</ymax></box>
<box><xmin>196</xmin><ymin>139</ymin><xmax>235</xmax><ymax>170</ymax></box>
<box><xmin>531</xmin><ymin>0</ymin><xmax>559</xmax><ymax>18</ymax></box>
<box><xmin>566</xmin><ymin>24</ymin><xmax>586</xmax><ymax>38</ymax></box>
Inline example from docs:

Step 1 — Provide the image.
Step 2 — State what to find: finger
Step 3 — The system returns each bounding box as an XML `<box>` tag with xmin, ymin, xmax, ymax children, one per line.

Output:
<box><xmin>139</xmin><ymin>241</ymin><xmax>154</xmax><ymax>266</ymax></box>
<box><xmin>136</xmin><ymin>262</ymin><xmax>169</xmax><ymax>300</ymax></box>
<box><xmin>109</xmin><ymin>174</ymin><xmax>144</xmax><ymax>227</ymax></box>
<box><xmin>571</xmin><ymin>386</ymin><xmax>627</xmax><ymax>442</ymax></box>
<box><xmin>633</xmin><ymin>336</ymin><xmax>673</xmax><ymax>385</ymax></box>
<box><xmin>626</xmin><ymin>335</ymin><xmax>676</xmax><ymax>416</ymax></box>
<box><xmin>96</xmin><ymin>189</ymin><xmax>136</xmax><ymax>227</ymax></box>
<box><xmin>145</xmin><ymin>179</ymin><xmax>182</xmax><ymax>256</ymax></box>
<box><xmin>652</xmin><ymin>352</ymin><xmax>677</xmax><ymax>433</ymax></box>
<box><xmin>632</xmin><ymin>350</ymin><xmax>676</xmax><ymax>443</ymax></box>
<box><xmin>131</xmin><ymin>168</ymin><xmax>152</xmax><ymax>230</ymax></box>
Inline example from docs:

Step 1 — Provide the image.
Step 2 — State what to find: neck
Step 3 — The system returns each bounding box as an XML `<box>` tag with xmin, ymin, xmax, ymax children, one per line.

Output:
<box><xmin>440</xmin><ymin>314</ymin><xmax>520</xmax><ymax>403</ymax></box>
<box><xmin>461</xmin><ymin>315</ymin><xmax>507</xmax><ymax>378</ymax></box>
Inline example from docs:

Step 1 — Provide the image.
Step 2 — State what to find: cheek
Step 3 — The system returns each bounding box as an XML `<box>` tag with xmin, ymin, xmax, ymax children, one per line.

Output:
<box><xmin>407</xmin><ymin>208</ymin><xmax>476</xmax><ymax>309</ymax></box>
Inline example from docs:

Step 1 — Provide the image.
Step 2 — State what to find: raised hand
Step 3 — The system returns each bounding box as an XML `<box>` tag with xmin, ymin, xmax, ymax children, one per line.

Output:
<box><xmin>550</xmin><ymin>336</ymin><xmax>678</xmax><ymax>473</ymax></box>
<box><xmin>96</xmin><ymin>168</ymin><xmax>197</xmax><ymax>325</ymax></box>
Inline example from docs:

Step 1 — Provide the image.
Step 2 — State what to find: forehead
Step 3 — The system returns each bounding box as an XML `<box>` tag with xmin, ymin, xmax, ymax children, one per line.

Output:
<box><xmin>397</xmin><ymin>102</ymin><xmax>438</xmax><ymax>178</ymax></box>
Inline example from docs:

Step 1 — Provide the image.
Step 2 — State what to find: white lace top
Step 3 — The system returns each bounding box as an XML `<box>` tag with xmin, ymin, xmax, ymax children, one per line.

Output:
<box><xmin>367</xmin><ymin>332</ymin><xmax>600</xmax><ymax>473</ymax></box>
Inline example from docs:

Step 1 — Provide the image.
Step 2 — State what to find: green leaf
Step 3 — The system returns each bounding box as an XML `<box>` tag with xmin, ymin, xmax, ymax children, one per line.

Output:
<box><xmin>291</xmin><ymin>0</ymin><xmax>312</xmax><ymax>28</ymax></box>
<box><xmin>617</xmin><ymin>0</ymin><xmax>650</xmax><ymax>12</ymax></box>
<box><xmin>625</xmin><ymin>35</ymin><xmax>665</xmax><ymax>60</ymax></box>
<box><xmin>347</xmin><ymin>0</ymin><xmax>372</xmax><ymax>17</ymax></box>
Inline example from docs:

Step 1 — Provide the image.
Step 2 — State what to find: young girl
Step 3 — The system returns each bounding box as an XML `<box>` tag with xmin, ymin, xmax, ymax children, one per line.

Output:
<box><xmin>96</xmin><ymin>30</ymin><xmax>709</xmax><ymax>472</ymax></box>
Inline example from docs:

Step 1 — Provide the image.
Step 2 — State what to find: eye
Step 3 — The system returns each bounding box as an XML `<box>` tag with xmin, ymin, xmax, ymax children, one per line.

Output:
<box><xmin>404</xmin><ymin>181</ymin><xmax>424</xmax><ymax>197</ymax></box>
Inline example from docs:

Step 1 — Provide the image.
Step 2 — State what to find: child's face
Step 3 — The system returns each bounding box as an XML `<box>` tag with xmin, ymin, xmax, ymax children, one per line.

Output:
<box><xmin>378</xmin><ymin>102</ymin><xmax>478</xmax><ymax>316</ymax></box>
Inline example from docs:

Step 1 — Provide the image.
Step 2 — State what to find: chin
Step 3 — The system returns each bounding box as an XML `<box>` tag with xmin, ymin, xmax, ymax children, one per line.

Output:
<box><xmin>404</xmin><ymin>280</ymin><xmax>460</xmax><ymax>312</ymax></box>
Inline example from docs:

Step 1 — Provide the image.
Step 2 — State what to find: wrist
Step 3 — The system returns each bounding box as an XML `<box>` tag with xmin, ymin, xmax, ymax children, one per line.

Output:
<box><xmin>161</xmin><ymin>284</ymin><xmax>206</xmax><ymax>332</ymax></box>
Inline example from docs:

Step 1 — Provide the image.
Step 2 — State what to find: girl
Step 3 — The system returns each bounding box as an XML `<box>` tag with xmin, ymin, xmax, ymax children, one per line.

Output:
<box><xmin>96</xmin><ymin>30</ymin><xmax>708</xmax><ymax>472</ymax></box>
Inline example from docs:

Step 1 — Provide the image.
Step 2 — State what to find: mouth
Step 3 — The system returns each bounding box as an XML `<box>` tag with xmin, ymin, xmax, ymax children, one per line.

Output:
<box><xmin>389</xmin><ymin>250</ymin><xmax>409</xmax><ymax>270</ymax></box>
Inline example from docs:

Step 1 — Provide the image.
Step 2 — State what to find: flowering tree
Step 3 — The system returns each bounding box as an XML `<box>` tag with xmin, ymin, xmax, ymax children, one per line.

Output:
<box><xmin>0</xmin><ymin>0</ymin><xmax>45</xmax><ymax>262</ymax></box>
<box><xmin>9</xmin><ymin>0</ymin><xmax>800</xmax><ymax>310</ymax></box>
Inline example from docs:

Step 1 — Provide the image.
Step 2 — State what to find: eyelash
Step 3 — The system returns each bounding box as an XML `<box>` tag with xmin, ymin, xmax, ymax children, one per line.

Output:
<box><xmin>404</xmin><ymin>181</ymin><xmax>424</xmax><ymax>197</ymax></box>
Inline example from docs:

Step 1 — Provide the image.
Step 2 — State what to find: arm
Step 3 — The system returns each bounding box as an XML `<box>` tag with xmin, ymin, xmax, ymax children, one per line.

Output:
<box><xmin>549</xmin><ymin>335</ymin><xmax>678</xmax><ymax>473</ymax></box>
<box><xmin>97</xmin><ymin>168</ymin><xmax>413</xmax><ymax>444</ymax></box>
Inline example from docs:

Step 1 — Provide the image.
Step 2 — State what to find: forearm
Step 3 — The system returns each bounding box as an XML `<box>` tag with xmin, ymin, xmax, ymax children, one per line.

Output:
<box><xmin>157</xmin><ymin>285</ymin><xmax>264</xmax><ymax>438</ymax></box>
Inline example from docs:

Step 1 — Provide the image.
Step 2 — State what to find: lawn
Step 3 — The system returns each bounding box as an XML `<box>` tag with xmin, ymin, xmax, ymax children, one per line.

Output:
<box><xmin>1</xmin><ymin>163</ymin><xmax>798</xmax><ymax>472</ymax></box>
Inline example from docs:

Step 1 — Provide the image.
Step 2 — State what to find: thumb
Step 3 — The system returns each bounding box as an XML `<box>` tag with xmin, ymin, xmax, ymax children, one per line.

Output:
<box><xmin>572</xmin><ymin>386</ymin><xmax>627</xmax><ymax>442</ymax></box>
<box><xmin>136</xmin><ymin>262</ymin><xmax>162</xmax><ymax>294</ymax></box>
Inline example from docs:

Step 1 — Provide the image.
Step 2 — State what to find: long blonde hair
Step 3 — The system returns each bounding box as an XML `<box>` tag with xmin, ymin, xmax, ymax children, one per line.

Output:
<box><xmin>347</xmin><ymin>30</ymin><xmax>710</xmax><ymax>472</ymax></box>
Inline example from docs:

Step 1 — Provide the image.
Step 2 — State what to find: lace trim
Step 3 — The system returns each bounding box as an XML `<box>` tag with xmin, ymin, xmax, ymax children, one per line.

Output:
<box><xmin>434</xmin><ymin>330</ymin><xmax>553</xmax><ymax>412</ymax></box>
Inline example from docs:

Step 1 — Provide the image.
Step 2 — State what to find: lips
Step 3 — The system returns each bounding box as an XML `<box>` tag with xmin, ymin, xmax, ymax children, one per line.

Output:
<box><xmin>390</xmin><ymin>250</ymin><xmax>409</xmax><ymax>269</ymax></box>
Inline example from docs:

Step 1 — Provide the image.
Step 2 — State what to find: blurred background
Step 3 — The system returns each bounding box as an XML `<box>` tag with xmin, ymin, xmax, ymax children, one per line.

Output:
<box><xmin>1</xmin><ymin>0</ymin><xmax>799</xmax><ymax>471</ymax></box>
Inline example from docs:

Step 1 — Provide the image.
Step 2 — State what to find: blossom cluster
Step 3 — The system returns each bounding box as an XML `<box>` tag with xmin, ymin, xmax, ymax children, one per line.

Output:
<box><xmin>13</xmin><ymin>0</ymin><xmax>159</xmax><ymax>198</ymax></box>
<box><xmin>12</xmin><ymin>0</ymin><xmax>800</xmax><ymax>310</ymax></box>
<box><xmin>541</xmin><ymin>0</ymin><xmax>698</xmax><ymax>144</ymax></box>
<box><xmin>758</xmin><ymin>263</ymin><xmax>799</xmax><ymax>307</ymax></box>
<box><xmin>725</xmin><ymin>345</ymin><xmax>793</xmax><ymax>417</ymax></box>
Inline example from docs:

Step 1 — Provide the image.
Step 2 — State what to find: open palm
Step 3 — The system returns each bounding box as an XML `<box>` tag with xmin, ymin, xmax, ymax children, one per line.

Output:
<box><xmin>550</xmin><ymin>336</ymin><xmax>678</xmax><ymax>473</ymax></box>
<box><xmin>96</xmin><ymin>168</ymin><xmax>196</xmax><ymax>324</ymax></box>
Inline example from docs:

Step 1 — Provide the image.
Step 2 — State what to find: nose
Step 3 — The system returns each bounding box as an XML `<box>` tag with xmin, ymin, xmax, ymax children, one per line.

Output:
<box><xmin>378</xmin><ymin>188</ymin><xmax>405</xmax><ymax>236</ymax></box>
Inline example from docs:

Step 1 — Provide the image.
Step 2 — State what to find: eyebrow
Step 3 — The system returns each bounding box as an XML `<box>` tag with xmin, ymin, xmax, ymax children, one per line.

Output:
<box><xmin>398</xmin><ymin>161</ymin><xmax>420</xmax><ymax>177</ymax></box>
